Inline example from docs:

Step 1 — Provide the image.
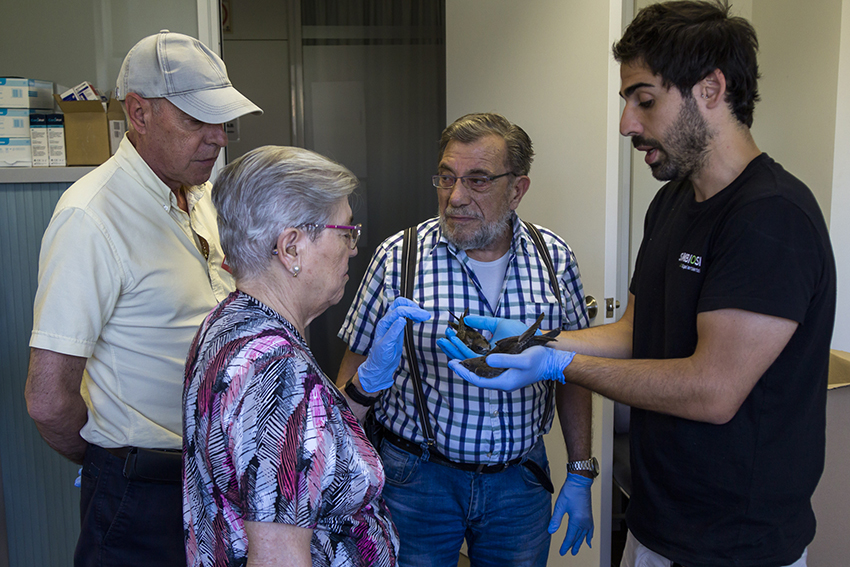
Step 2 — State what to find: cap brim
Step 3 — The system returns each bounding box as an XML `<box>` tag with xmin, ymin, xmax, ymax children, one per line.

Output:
<box><xmin>167</xmin><ymin>86</ymin><xmax>262</xmax><ymax>124</ymax></box>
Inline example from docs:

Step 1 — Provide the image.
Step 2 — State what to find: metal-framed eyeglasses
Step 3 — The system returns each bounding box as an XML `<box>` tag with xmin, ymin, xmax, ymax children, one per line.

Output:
<box><xmin>431</xmin><ymin>171</ymin><xmax>515</xmax><ymax>193</ymax></box>
<box><xmin>272</xmin><ymin>223</ymin><xmax>362</xmax><ymax>255</ymax></box>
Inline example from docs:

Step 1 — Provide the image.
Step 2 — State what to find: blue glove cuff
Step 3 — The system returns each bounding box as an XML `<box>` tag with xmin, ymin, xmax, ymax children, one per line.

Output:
<box><xmin>545</xmin><ymin>349</ymin><xmax>576</xmax><ymax>383</ymax></box>
<box><xmin>566</xmin><ymin>472</ymin><xmax>594</xmax><ymax>486</ymax></box>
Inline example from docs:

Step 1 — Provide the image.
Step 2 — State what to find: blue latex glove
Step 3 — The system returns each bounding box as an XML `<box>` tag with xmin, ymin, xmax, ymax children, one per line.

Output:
<box><xmin>358</xmin><ymin>297</ymin><xmax>431</xmax><ymax>392</ymax></box>
<box><xmin>461</xmin><ymin>315</ymin><xmax>541</xmax><ymax>343</ymax></box>
<box><xmin>436</xmin><ymin>315</ymin><xmax>543</xmax><ymax>360</ymax></box>
<box><xmin>549</xmin><ymin>473</ymin><xmax>594</xmax><ymax>555</ymax></box>
<box><xmin>448</xmin><ymin>345</ymin><xmax>576</xmax><ymax>391</ymax></box>
<box><xmin>74</xmin><ymin>467</ymin><xmax>82</xmax><ymax>488</ymax></box>
<box><xmin>436</xmin><ymin>326</ymin><xmax>479</xmax><ymax>360</ymax></box>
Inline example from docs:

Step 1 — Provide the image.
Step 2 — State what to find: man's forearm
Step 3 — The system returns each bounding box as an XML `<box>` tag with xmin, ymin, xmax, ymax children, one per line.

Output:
<box><xmin>25</xmin><ymin>348</ymin><xmax>89</xmax><ymax>464</ymax></box>
<box><xmin>32</xmin><ymin>413</ymin><xmax>89</xmax><ymax>464</ymax></box>
<box><xmin>556</xmin><ymin>382</ymin><xmax>593</xmax><ymax>467</ymax></box>
<box><xmin>554</xmin><ymin>298</ymin><xmax>635</xmax><ymax>360</ymax></box>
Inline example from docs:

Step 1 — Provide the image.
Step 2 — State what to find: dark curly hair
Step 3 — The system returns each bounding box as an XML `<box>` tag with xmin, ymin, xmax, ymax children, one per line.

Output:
<box><xmin>613</xmin><ymin>1</ymin><xmax>760</xmax><ymax>127</ymax></box>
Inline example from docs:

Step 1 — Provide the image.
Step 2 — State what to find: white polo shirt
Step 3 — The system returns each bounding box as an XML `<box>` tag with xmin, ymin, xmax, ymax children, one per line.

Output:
<box><xmin>30</xmin><ymin>135</ymin><xmax>234</xmax><ymax>450</ymax></box>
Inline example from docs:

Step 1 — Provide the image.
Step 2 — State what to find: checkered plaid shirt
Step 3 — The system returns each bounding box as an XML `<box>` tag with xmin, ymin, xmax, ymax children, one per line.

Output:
<box><xmin>339</xmin><ymin>213</ymin><xmax>589</xmax><ymax>463</ymax></box>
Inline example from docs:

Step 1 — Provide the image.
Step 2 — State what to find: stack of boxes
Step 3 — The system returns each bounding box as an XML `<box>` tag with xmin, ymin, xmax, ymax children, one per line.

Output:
<box><xmin>0</xmin><ymin>78</ymin><xmax>55</xmax><ymax>167</ymax></box>
<box><xmin>0</xmin><ymin>78</ymin><xmax>128</xmax><ymax>168</ymax></box>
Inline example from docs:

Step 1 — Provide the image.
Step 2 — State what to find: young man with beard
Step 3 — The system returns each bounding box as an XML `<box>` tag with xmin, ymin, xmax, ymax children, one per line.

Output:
<box><xmin>445</xmin><ymin>3</ymin><xmax>836</xmax><ymax>567</ymax></box>
<box><xmin>337</xmin><ymin>112</ymin><xmax>596</xmax><ymax>566</ymax></box>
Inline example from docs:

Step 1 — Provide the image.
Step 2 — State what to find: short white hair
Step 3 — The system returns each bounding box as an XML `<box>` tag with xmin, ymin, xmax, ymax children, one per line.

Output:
<box><xmin>213</xmin><ymin>146</ymin><xmax>358</xmax><ymax>280</ymax></box>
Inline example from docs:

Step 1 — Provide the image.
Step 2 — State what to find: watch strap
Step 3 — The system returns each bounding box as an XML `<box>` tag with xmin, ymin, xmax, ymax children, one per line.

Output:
<box><xmin>344</xmin><ymin>378</ymin><xmax>381</xmax><ymax>407</ymax></box>
<box><xmin>567</xmin><ymin>457</ymin><xmax>599</xmax><ymax>478</ymax></box>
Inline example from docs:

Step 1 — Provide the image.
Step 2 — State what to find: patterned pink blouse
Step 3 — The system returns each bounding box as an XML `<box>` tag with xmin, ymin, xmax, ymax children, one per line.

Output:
<box><xmin>183</xmin><ymin>291</ymin><xmax>398</xmax><ymax>566</ymax></box>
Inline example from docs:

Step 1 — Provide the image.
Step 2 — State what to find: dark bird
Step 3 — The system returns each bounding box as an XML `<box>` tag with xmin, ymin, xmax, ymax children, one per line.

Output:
<box><xmin>460</xmin><ymin>313</ymin><xmax>560</xmax><ymax>378</ymax></box>
<box><xmin>448</xmin><ymin>309</ymin><xmax>491</xmax><ymax>355</ymax></box>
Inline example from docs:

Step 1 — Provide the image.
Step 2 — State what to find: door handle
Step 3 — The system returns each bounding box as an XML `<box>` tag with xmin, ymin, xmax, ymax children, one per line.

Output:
<box><xmin>586</xmin><ymin>295</ymin><xmax>598</xmax><ymax>319</ymax></box>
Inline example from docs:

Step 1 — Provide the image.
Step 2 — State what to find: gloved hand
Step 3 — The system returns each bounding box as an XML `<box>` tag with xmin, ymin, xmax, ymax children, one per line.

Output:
<box><xmin>548</xmin><ymin>473</ymin><xmax>594</xmax><ymax>556</ymax></box>
<box><xmin>448</xmin><ymin>345</ymin><xmax>576</xmax><ymax>392</ymax></box>
<box><xmin>461</xmin><ymin>315</ymin><xmax>542</xmax><ymax>343</ymax></box>
<box><xmin>436</xmin><ymin>315</ymin><xmax>544</xmax><ymax>360</ymax></box>
<box><xmin>436</xmin><ymin>326</ymin><xmax>479</xmax><ymax>361</ymax></box>
<box><xmin>358</xmin><ymin>297</ymin><xmax>431</xmax><ymax>392</ymax></box>
<box><xmin>74</xmin><ymin>467</ymin><xmax>82</xmax><ymax>488</ymax></box>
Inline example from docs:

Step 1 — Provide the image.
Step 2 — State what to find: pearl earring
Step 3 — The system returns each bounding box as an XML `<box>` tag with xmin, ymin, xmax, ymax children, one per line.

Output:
<box><xmin>291</xmin><ymin>265</ymin><xmax>301</xmax><ymax>277</ymax></box>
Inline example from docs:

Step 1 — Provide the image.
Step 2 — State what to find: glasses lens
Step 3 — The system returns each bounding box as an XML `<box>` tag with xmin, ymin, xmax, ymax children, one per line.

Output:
<box><xmin>433</xmin><ymin>175</ymin><xmax>456</xmax><ymax>189</ymax></box>
<box><xmin>349</xmin><ymin>226</ymin><xmax>361</xmax><ymax>249</ymax></box>
<box><xmin>462</xmin><ymin>176</ymin><xmax>491</xmax><ymax>191</ymax></box>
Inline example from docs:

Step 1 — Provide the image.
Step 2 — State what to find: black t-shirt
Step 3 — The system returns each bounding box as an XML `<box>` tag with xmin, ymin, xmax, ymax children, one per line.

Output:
<box><xmin>627</xmin><ymin>154</ymin><xmax>836</xmax><ymax>567</ymax></box>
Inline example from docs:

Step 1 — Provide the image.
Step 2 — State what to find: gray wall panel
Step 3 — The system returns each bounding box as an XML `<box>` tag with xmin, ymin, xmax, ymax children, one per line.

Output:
<box><xmin>1</xmin><ymin>182</ymin><xmax>79</xmax><ymax>567</ymax></box>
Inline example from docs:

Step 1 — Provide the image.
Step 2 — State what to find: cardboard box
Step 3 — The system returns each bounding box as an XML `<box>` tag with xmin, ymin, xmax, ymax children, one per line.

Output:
<box><xmin>30</xmin><ymin>114</ymin><xmax>49</xmax><ymax>167</ymax></box>
<box><xmin>0</xmin><ymin>137</ymin><xmax>32</xmax><ymax>167</ymax></box>
<box><xmin>47</xmin><ymin>113</ymin><xmax>67</xmax><ymax>167</ymax></box>
<box><xmin>0</xmin><ymin>78</ymin><xmax>53</xmax><ymax>109</ymax></box>
<box><xmin>54</xmin><ymin>94</ymin><xmax>109</xmax><ymax>165</ymax></box>
<box><xmin>107</xmin><ymin>98</ymin><xmax>126</xmax><ymax>155</ymax></box>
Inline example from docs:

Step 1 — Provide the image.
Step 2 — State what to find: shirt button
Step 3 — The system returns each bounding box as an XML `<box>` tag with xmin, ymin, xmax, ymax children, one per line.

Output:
<box><xmin>492</xmin><ymin>410</ymin><xmax>498</xmax><ymax>417</ymax></box>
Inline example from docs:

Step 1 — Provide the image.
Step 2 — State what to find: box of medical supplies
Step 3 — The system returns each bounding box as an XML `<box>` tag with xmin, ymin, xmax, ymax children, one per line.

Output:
<box><xmin>60</xmin><ymin>81</ymin><xmax>100</xmax><ymax>102</ymax></box>
<box><xmin>0</xmin><ymin>137</ymin><xmax>32</xmax><ymax>167</ymax></box>
<box><xmin>0</xmin><ymin>108</ymin><xmax>33</xmax><ymax>137</ymax></box>
<box><xmin>47</xmin><ymin>113</ymin><xmax>67</xmax><ymax>167</ymax></box>
<box><xmin>107</xmin><ymin>97</ymin><xmax>126</xmax><ymax>155</ymax></box>
<box><xmin>30</xmin><ymin>113</ymin><xmax>49</xmax><ymax>167</ymax></box>
<box><xmin>54</xmin><ymin>94</ymin><xmax>109</xmax><ymax>165</ymax></box>
<box><xmin>0</xmin><ymin>78</ymin><xmax>54</xmax><ymax>109</ymax></box>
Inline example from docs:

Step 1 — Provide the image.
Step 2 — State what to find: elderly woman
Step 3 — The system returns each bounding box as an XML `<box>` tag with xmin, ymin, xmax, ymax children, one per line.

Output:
<box><xmin>182</xmin><ymin>146</ymin><xmax>429</xmax><ymax>567</ymax></box>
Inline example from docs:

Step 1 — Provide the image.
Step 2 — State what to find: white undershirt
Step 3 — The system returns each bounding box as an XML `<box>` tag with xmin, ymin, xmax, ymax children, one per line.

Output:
<box><xmin>467</xmin><ymin>251</ymin><xmax>510</xmax><ymax>312</ymax></box>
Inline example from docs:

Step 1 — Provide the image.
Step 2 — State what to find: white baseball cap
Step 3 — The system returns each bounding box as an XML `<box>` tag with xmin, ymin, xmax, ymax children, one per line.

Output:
<box><xmin>115</xmin><ymin>30</ymin><xmax>262</xmax><ymax>124</ymax></box>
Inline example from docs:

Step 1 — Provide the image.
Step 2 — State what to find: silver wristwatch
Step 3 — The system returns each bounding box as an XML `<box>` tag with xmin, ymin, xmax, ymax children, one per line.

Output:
<box><xmin>567</xmin><ymin>457</ymin><xmax>599</xmax><ymax>478</ymax></box>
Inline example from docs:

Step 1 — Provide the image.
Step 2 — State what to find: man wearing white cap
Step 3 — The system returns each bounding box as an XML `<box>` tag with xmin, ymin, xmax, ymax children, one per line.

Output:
<box><xmin>25</xmin><ymin>30</ymin><xmax>262</xmax><ymax>567</ymax></box>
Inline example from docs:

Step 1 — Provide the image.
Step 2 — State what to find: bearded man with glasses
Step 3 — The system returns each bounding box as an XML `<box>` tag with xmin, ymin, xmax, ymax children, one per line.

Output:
<box><xmin>337</xmin><ymin>112</ymin><xmax>595</xmax><ymax>566</ymax></box>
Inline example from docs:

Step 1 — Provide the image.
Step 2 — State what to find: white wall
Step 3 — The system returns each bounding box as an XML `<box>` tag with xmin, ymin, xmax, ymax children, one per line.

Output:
<box><xmin>2</xmin><ymin>0</ymin><xmax>198</xmax><ymax>96</ymax></box>
<box><xmin>831</xmin><ymin>0</ymin><xmax>850</xmax><ymax>352</ymax></box>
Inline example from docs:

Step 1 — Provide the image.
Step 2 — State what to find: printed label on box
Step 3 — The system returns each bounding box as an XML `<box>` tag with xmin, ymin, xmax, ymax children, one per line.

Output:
<box><xmin>30</xmin><ymin>114</ymin><xmax>49</xmax><ymax>167</ymax></box>
<box><xmin>47</xmin><ymin>114</ymin><xmax>66</xmax><ymax>167</ymax></box>
<box><xmin>0</xmin><ymin>108</ymin><xmax>32</xmax><ymax>137</ymax></box>
<box><xmin>0</xmin><ymin>78</ymin><xmax>28</xmax><ymax>108</ymax></box>
<box><xmin>0</xmin><ymin>78</ymin><xmax>54</xmax><ymax>109</ymax></box>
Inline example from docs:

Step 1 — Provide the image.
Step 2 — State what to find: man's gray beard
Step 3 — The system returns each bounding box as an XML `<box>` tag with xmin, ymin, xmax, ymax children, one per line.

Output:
<box><xmin>439</xmin><ymin>209</ymin><xmax>513</xmax><ymax>251</ymax></box>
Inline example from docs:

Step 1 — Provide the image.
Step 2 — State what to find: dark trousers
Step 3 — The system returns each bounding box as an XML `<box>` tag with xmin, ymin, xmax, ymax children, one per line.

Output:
<box><xmin>75</xmin><ymin>444</ymin><xmax>184</xmax><ymax>567</ymax></box>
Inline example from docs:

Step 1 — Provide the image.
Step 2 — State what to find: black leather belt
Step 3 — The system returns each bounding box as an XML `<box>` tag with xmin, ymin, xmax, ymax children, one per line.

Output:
<box><xmin>104</xmin><ymin>446</ymin><xmax>182</xmax><ymax>484</ymax></box>
<box><xmin>381</xmin><ymin>428</ymin><xmax>554</xmax><ymax>492</ymax></box>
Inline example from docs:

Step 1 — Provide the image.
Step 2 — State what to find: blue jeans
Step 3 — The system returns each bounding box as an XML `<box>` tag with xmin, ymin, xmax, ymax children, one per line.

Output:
<box><xmin>75</xmin><ymin>444</ymin><xmax>184</xmax><ymax>567</ymax></box>
<box><xmin>380</xmin><ymin>436</ymin><xmax>552</xmax><ymax>567</ymax></box>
